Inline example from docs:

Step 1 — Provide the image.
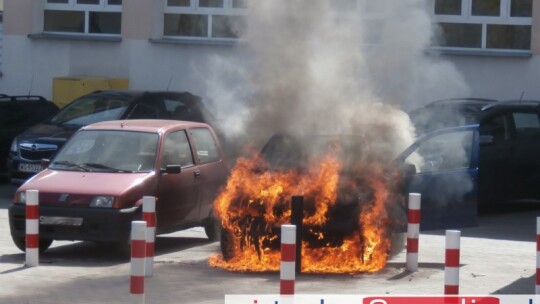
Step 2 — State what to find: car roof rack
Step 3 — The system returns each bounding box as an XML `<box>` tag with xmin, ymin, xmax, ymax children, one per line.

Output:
<box><xmin>429</xmin><ymin>97</ymin><xmax>498</xmax><ymax>105</ymax></box>
<box><xmin>0</xmin><ymin>95</ymin><xmax>50</xmax><ymax>102</ymax></box>
<box><xmin>481</xmin><ymin>99</ymin><xmax>540</xmax><ymax>111</ymax></box>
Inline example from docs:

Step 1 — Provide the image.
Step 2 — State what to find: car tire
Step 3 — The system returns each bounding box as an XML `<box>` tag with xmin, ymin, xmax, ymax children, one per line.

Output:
<box><xmin>220</xmin><ymin>228</ymin><xmax>235</xmax><ymax>261</ymax></box>
<box><xmin>204</xmin><ymin>217</ymin><xmax>222</xmax><ymax>242</ymax></box>
<box><xmin>389</xmin><ymin>232</ymin><xmax>405</xmax><ymax>257</ymax></box>
<box><xmin>112</xmin><ymin>240</ymin><xmax>131</xmax><ymax>260</ymax></box>
<box><xmin>11</xmin><ymin>236</ymin><xmax>53</xmax><ymax>253</ymax></box>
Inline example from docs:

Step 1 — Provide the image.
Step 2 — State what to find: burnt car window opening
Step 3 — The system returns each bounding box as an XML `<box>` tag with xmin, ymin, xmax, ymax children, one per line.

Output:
<box><xmin>49</xmin><ymin>96</ymin><xmax>131</xmax><ymax>126</ymax></box>
<box><xmin>162</xmin><ymin>130</ymin><xmax>194</xmax><ymax>168</ymax></box>
<box><xmin>50</xmin><ymin>130</ymin><xmax>159</xmax><ymax>172</ymax></box>
<box><xmin>190</xmin><ymin>127</ymin><xmax>220</xmax><ymax>164</ymax></box>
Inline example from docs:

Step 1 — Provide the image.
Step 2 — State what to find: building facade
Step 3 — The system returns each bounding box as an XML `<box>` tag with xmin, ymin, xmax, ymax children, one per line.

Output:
<box><xmin>0</xmin><ymin>0</ymin><xmax>538</xmax><ymax>104</ymax></box>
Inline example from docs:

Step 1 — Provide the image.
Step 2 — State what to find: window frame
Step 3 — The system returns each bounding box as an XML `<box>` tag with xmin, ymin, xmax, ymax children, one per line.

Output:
<box><xmin>44</xmin><ymin>0</ymin><xmax>122</xmax><ymax>36</ymax></box>
<box><xmin>430</xmin><ymin>0</ymin><xmax>532</xmax><ymax>54</ymax></box>
<box><xmin>188</xmin><ymin>127</ymin><xmax>221</xmax><ymax>164</ymax></box>
<box><xmin>163</xmin><ymin>0</ymin><xmax>247</xmax><ymax>42</ymax></box>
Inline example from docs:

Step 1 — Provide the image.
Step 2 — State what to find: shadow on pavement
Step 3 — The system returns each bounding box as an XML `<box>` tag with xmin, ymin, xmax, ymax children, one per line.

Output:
<box><xmin>423</xmin><ymin>203</ymin><xmax>540</xmax><ymax>242</ymax></box>
<box><xmin>0</xmin><ymin>235</ymin><xmax>215</xmax><ymax>267</ymax></box>
<box><xmin>0</xmin><ymin>183</ymin><xmax>17</xmax><ymax>209</ymax></box>
<box><xmin>493</xmin><ymin>274</ymin><xmax>535</xmax><ymax>294</ymax></box>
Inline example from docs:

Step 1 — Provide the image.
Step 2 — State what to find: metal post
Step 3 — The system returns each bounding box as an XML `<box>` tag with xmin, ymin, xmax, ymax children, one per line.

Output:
<box><xmin>280</xmin><ymin>224</ymin><xmax>296</xmax><ymax>295</ymax></box>
<box><xmin>291</xmin><ymin>196</ymin><xmax>303</xmax><ymax>273</ymax></box>
<box><xmin>25</xmin><ymin>190</ymin><xmax>39</xmax><ymax>267</ymax></box>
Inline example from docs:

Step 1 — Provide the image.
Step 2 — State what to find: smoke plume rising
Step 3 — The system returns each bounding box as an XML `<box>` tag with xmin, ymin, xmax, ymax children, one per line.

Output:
<box><xmin>205</xmin><ymin>0</ymin><xmax>469</xmax><ymax>163</ymax></box>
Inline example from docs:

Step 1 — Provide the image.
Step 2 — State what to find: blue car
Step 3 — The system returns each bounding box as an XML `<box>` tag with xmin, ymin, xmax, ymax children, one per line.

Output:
<box><xmin>395</xmin><ymin>124</ymin><xmax>479</xmax><ymax>230</ymax></box>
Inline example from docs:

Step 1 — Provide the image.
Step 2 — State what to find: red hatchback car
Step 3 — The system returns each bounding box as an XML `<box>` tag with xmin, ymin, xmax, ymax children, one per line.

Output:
<box><xmin>9</xmin><ymin>120</ymin><xmax>229</xmax><ymax>254</ymax></box>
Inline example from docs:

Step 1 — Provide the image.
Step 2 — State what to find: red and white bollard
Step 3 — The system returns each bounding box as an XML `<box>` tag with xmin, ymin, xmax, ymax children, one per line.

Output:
<box><xmin>534</xmin><ymin>217</ymin><xmax>540</xmax><ymax>294</ymax></box>
<box><xmin>26</xmin><ymin>190</ymin><xmax>39</xmax><ymax>267</ymax></box>
<box><xmin>444</xmin><ymin>230</ymin><xmax>461</xmax><ymax>295</ymax></box>
<box><xmin>142</xmin><ymin>196</ymin><xmax>156</xmax><ymax>277</ymax></box>
<box><xmin>130</xmin><ymin>221</ymin><xmax>146</xmax><ymax>304</ymax></box>
<box><xmin>406</xmin><ymin>193</ymin><xmax>421</xmax><ymax>272</ymax></box>
<box><xmin>280</xmin><ymin>225</ymin><xmax>296</xmax><ymax>295</ymax></box>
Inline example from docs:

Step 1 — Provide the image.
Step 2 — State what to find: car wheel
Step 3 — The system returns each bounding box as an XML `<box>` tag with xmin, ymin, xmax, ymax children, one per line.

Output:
<box><xmin>389</xmin><ymin>232</ymin><xmax>405</xmax><ymax>257</ymax></box>
<box><xmin>113</xmin><ymin>240</ymin><xmax>132</xmax><ymax>260</ymax></box>
<box><xmin>11</xmin><ymin>236</ymin><xmax>53</xmax><ymax>253</ymax></box>
<box><xmin>204</xmin><ymin>217</ymin><xmax>222</xmax><ymax>242</ymax></box>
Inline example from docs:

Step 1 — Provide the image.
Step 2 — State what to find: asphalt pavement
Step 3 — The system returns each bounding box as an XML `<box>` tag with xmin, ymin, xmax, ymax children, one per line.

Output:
<box><xmin>0</xmin><ymin>183</ymin><xmax>539</xmax><ymax>303</ymax></box>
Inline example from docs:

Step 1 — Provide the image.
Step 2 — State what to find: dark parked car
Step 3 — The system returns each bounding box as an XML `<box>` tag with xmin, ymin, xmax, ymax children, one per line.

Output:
<box><xmin>0</xmin><ymin>95</ymin><xmax>59</xmax><ymax>181</ymax></box>
<box><xmin>7</xmin><ymin>90</ymin><xmax>219</xmax><ymax>184</ymax></box>
<box><xmin>9</xmin><ymin>120</ymin><xmax>229</xmax><ymax>254</ymax></box>
<box><xmin>409</xmin><ymin>98</ymin><xmax>540</xmax><ymax>207</ymax></box>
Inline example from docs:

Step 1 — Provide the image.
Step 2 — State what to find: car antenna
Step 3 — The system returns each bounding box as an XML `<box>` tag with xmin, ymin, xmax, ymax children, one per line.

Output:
<box><xmin>27</xmin><ymin>74</ymin><xmax>35</xmax><ymax>96</ymax></box>
<box><xmin>166</xmin><ymin>76</ymin><xmax>173</xmax><ymax>91</ymax></box>
<box><xmin>519</xmin><ymin>91</ymin><xmax>525</xmax><ymax>101</ymax></box>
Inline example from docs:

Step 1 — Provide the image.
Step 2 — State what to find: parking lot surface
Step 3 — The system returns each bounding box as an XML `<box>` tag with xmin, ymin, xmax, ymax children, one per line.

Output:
<box><xmin>0</xmin><ymin>183</ymin><xmax>539</xmax><ymax>304</ymax></box>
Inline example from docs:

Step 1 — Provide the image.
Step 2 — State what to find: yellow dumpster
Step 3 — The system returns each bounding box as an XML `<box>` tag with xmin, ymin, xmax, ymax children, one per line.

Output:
<box><xmin>52</xmin><ymin>77</ymin><xmax>129</xmax><ymax>108</ymax></box>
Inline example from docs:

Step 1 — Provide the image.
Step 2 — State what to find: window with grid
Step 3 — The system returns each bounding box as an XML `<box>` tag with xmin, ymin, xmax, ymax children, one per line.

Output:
<box><xmin>44</xmin><ymin>0</ymin><xmax>122</xmax><ymax>35</ymax></box>
<box><xmin>163</xmin><ymin>0</ymin><xmax>247</xmax><ymax>40</ymax></box>
<box><xmin>432</xmin><ymin>0</ymin><xmax>532</xmax><ymax>52</ymax></box>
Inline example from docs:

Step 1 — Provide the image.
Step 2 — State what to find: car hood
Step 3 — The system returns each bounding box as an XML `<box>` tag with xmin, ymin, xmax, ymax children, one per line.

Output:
<box><xmin>17</xmin><ymin>123</ymin><xmax>80</xmax><ymax>143</ymax></box>
<box><xmin>19</xmin><ymin>169</ymin><xmax>155</xmax><ymax>204</ymax></box>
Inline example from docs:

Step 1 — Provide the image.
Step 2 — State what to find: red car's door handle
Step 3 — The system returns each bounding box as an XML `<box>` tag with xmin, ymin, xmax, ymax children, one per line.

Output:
<box><xmin>194</xmin><ymin>170</ymin><xmax>201</xmax><ymax>177</ymax></box>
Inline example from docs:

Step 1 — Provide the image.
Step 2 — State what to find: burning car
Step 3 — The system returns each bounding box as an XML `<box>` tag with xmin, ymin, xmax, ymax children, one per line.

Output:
<box><xmin>210</xmin><ymin>125</ymin><xmax>480</xmax><ymax>273</ymax></box>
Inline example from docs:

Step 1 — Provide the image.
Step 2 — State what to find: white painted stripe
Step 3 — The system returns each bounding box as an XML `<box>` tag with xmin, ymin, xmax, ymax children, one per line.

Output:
<box><xmin>407</xmin><ymin>224</ymin><xmax>419</xmax><ymax>238</ymax></box>
<box><xmin>26</xmin><ymin>190</ymin><xmax>39</xmax><ymax>206</ymax></box>
<box><xmin>281</xmin><ymin>225</ymin><xmax>296</xmax><ymax>244</ymax></box>
<box><xmin>26</xmin><ymin>248</ymin><xmax>39</xmax><ymax>267</ymax></box>
<box><xmin>444</xmin><ymin>267</ymin><xmax>460</xmax><ymax>285</ymax></box>
<box><xmin>406</xmin><ymin>253</ymin><xmax>418</xmax><ymax>272</ymax></box>
<box><xmin>280</xmin><ymin>296</ymin><xmax>295</xmax><ymax>304</ymax></box>
<box><xmin>131</xmin><ymin>258</ymin><xmax>146</xmax><ymax>276</ymax></box>
<box><xmin>145</xmin><ymin>258</ymin><xmax>154</xmax><ymax>278</ymax></box>
<box><xmin>130</xmin><ymin>294</ymin><xmax>145</xmax><ymax>304</ymax></box>
<box><xmin>143</xmin><ymin>196</ymin><xmax>156</xmax><ymax>212</ymax></box>
<box><xmin>280</xmin><ymin>261</ymin><xmax>296</xmax><ymax>280</ymax></box>
<box><xmin>536</xmin><ymin>255</ymin><xmax>540</xmax><ymax>268</ymax></box>
<box><xmin>132</xmin><ymin>221</ymin><xmax>147</xmax><ymax>241</ymax></box>
<box><xmin>445</xmin><ymin>230</ymin><xmax>461</xmax><ymax>249</ymax></box>
<box><xmin>146</xmin><ymin>227</ymin><xmax>155</xmax><ymax>242</ymax></box>
<box><xmin>408</xmin><ymin>193</ymin><xmax>421</xmax><ymax>210</ymax></box>
<box><xmin>26</xmin><ymin>220</ymin><xmax>39</xmax><ymax>234</ymax></box>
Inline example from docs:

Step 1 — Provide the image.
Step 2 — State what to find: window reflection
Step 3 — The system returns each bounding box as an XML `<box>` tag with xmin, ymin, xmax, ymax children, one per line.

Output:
<box><xmin>472</xmin><ymin>0</ymin><xmax>500</xmax><ymax>16</ymax></box>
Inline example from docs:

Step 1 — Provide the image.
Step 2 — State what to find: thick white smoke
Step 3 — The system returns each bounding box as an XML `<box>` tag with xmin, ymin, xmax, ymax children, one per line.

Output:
<box><xmin>204</xmin><ymin>0</ymin><xmax>469</xmax><ymax>163</ymax></box>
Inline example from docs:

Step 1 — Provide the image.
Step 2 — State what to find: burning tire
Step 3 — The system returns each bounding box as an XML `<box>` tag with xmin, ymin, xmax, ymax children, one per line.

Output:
<box><xmin>220</xmin><ymin>228</ymin><xmax>235</xmax><ymax>261</ymax></box>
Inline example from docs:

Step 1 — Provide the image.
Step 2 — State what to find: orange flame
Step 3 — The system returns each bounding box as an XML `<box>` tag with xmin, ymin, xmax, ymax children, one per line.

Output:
<box><xmin>209</xmin><ymin>149</ymin><xmax>401</xmax><ymax>274</ymax></box>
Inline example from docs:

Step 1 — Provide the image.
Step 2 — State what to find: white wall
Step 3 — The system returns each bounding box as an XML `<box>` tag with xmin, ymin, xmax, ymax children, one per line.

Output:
<box><xmin>0</xmin><ymin>35</ymin><xmax>244</xmax><ymax>103</ymax></box>
<box><xmin>447</xmin><ymin>55</ymin><xmax>540</xmax><ymax>101</ymax></box>
<box><xmin>1</xmin><ymin>35</ymin><xmax>538</xmax><ymax>105</ymax></box>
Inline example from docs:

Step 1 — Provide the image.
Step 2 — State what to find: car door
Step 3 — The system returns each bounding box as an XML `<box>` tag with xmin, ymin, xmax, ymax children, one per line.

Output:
<box><xmin>155</xmin><ymin>129</ymin><xmax>200</xmax><ymax>229</ymax></box>
<box><xmin>507</xmin><ymin>111</ymin><xmax>540</xmax><ymax>201</ymax></box>
<box><xmin>477</xmin><ymin>113</ymin><xmax>515</xmax><ymax>205</ymax></box>
<box><xmin>187</xmin><ymin>127</ymin><xmax>229</xmax><ymax>220</ymax></box>
<box><xmin>396</xmin><ymin>125</ymin><xmax>479</xmax><ymax>230</ymax></box>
